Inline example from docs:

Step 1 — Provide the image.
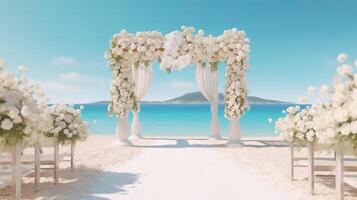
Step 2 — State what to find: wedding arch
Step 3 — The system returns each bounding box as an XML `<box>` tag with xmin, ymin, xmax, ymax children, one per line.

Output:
<box><xmin>105</xmin><ymin>26</ymin><xmax>250</xmax><ymax>146</ymax></box>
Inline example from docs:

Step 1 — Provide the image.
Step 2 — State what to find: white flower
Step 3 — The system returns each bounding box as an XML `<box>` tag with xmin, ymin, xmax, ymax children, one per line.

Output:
<box><xmin>0</xmin><ymin>59</ymin><xmax>6</xmax><ymax>70</ymax></box>
<box><xmin>80</xmin><ymin>105</ymin><xmax>84</xmax><ymax>110</ymax></box>
<box><xmin>299</xmin><ymin>96</ymin><xmax>308</xmax><ymax>103</ymax></box>
<box><xmin>351</xmin><ymin>121</ymin><xmax>357</xmax><ymax>134</ymax></box>
<box><xmin>340</xmin><ymin>123</ymin><xmax>351</xmax><ymax>136</ymax></box>
<box><xmin>1</xmin><ymin>119</ymin><xmax>13</xmax><ymax>130</ymax></box>
<box><xmin>337</xmin><ymin>53</ymin><xmax>348</xmax><ymax>63</ymax></box>
<box><xmin>337</xmin><ymin>64</ymin><xmax>352</xmax><ymax>76</ymax></box>
<box><xmin>319</xmin><ymin>84</ymin><xmax>330</xmax><ymax>96</ymax></box>
<box><xmin>18</xmin><ymin>65</ymin><xmax>28</xmax><ymax>74</ymax></box>
<box><xmin>268</xmin><ymin>118</ymin><xmax>273</xmax><ymax>123</ymax></box>
<box><xmin>307</xmin><ymin>86</ymin><xmax>316</xmax><ymax>96</ymax></box>
<box><xmin>21</xmin><ymin>105</ymin><xmax>33</xmax><ymax>118</ymax></box>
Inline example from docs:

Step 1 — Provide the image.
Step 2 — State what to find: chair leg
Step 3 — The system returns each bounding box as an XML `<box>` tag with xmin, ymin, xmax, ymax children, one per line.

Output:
<box><xmin>34</xmin><ymin>144</ymin><xmax>40</xmax><ymax>192</ymax></box>
<box><xmin>307</xmin><ymin>142</ymin><xmax>314</xmax><ymax>195</ymax></box>
<box><xmin>54</xmin><ymin>140</ymin><xmax>59</xmax><ymax>185</ymax></box>
<box><xmin>336</xmin><ymin>146</ymin><xmax>344</xmax><ymax>200</ymax></box>
<box><xmin>290</xmin><ymin>144</ymin><xmax>294</xmax><ymax>181</ymax></box>
<box><xmin>70</xmin><ymin>141</ymin><xmax>75</xmax><ymax>171</ymax></box>
<box><xmin>11</xmin><ymin>143</ymin><xmax>21</xmax><ymax>200</ymax></box>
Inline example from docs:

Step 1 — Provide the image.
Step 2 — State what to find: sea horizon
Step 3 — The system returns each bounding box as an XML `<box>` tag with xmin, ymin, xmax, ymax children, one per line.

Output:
<box><xmin>76</xmin><ymin>103</ymin><xmax>306</xmax><ymax>137</ymax></box>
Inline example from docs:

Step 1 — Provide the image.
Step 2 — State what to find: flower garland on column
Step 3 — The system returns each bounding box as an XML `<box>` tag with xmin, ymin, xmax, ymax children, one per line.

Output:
<box><xmin>105</xmin><ymin>30</ymin><xmax>164</xmax><ymax>116</ymax></box>
<box><xmin>218</xmin><ymin>29</ymin><xmax>251</xmax><ymax>119</ymax></box>
<box><xmin>105</xmin><ymin>30</ymin><xmax>139</xmax><ymax>117</ymax></box>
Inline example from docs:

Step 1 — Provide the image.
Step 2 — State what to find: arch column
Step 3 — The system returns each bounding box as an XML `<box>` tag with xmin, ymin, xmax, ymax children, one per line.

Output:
<box><xmin>226</xmin><ymin>117</ymin><xmax>244</xmax><ymax>146</ymax></box>
<box><xmin>113</xmin><ymin>114</ymin><xmax>132</xmax><ymax>146</ymax></box>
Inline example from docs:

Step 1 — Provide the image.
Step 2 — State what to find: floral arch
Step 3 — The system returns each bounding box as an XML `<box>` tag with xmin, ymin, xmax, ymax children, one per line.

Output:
<box><xmin>105</xmin><ymin>26</ymin><xmax>250</xmax><ymax>145</ymax></box>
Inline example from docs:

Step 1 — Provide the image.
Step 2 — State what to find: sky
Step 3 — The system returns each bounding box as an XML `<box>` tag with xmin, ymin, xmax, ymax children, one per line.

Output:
<box><xmin>0</xmin><ymin>0</ymin><xmax>357</xmax><ymax>104</ymax></box>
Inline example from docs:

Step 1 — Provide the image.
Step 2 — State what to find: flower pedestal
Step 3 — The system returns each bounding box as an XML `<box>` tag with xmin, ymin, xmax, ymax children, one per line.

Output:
<box><xmin>129</xmin><ymin>111</ymin><xmax>143</xmax><ymax>140</ymax></box>
<box><xmin>113</xmin><ymin>116</ymin><xmax>132</xmax><ymax>146</ymax></box>
<box><xmin>226</xmin><ymin>117</ymin><xmax>244</xmax><ymax>147</ymax></box>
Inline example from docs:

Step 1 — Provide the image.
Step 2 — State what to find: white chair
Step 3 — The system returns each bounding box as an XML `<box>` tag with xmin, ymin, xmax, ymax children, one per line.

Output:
<box><xmin>0</xmin><ymin>143</ymin><xmax>35</xmax><ymax>200</ymax></box>
<box><xmin>35</xmin><ymin>136</ymin><xmax>75</xmax><ymax>185</ymax></box>
<box><xmin>290</xmin><ymin>142</ymin><xmax>357</xmax><ymax>200</ymax></box>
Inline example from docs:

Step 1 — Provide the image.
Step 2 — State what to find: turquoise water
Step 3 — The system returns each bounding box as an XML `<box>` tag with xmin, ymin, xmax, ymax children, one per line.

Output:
<box><xmin>76</xmin><ymin>104</ymin><xmax>298</xmax><ymax>137</ymax></box>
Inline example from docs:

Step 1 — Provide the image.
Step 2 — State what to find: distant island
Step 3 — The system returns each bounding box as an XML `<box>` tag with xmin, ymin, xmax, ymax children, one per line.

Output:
<box><xmin>90</xmin><ymin>92</ymin><xmax>293</xmax><ymax>105</ymax></box>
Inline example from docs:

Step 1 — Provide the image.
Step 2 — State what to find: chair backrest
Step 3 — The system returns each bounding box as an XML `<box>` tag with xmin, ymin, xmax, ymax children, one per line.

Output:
<box><xmin>0</xmin><ymin>143</ymin><xmax>10</xmax><ymax>153</ymax></box>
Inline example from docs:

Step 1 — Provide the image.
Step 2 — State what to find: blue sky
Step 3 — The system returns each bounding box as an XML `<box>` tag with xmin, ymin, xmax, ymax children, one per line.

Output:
<box><xmin>1</xmin><ymin>0</ymin><xmax>356</xmax><ymax>103</ymax></box>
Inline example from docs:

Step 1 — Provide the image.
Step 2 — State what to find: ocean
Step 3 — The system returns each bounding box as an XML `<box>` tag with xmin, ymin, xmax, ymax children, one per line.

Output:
<box><xmin>75</xmin><ymin>103</ymin><xmax>298</xmax><ymax>137</ymax></box>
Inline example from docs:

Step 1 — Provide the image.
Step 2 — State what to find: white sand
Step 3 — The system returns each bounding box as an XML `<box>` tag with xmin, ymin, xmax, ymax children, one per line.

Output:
<box><xmin>0</xmin><ymin>136</ymin><xmax>356</xmax><ymax>200</ymax></box>
<box><xmin>220</xmin><ymin>138</ymin><xmax>357</xmax><ymax>200</ymax></box>
<box><xmin>89</xmin><ymin>137</ymin><xmax>298</xmax><ymax>200</ymax></box>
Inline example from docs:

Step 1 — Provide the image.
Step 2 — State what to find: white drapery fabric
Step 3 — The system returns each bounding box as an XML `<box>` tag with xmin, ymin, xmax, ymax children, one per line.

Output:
<box><xmin>195</xmin><ymin>63</ymin><xmax>221</xmax><ymax>139</ymax></box>
<box><xmin>130</xmin><ymin>64</ymin><xmax>153</xmax><ymax>139</ymax></box>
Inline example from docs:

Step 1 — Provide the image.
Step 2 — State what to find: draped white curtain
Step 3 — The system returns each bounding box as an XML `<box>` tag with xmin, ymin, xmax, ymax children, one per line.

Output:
<box><xmin>195</xmin><ymin>63</ymin><xmax>221</xmax><ymax>139</ymax></box>
<box><xmin>130</xmin><ymin>64</ymin><xmax>153</xmax><ymax>139</ymax></box>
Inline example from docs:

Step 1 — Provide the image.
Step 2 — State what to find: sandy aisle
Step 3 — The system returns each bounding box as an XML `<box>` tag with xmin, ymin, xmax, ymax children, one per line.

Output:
<box><xmin>89</xmin><ymin>138</ymin><xmax>298</xmax><ymax>200</ymax></box>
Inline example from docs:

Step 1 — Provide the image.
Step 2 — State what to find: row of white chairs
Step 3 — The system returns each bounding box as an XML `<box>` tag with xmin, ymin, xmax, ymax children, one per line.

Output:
<box><xmin>290</xmin><ymin>143</ymin><xmax>357</xmax><ymax>200</ymax></box>
<box><xmin>0</xmin><ymin>137</ymin><xmax>75</xmax><ymax>200</ymax></box>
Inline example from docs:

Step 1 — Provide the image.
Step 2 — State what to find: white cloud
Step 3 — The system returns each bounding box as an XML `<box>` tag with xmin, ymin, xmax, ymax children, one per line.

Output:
<box><xmin>168</xmin><ymin>80</ymin><xmax>196</xmax><ymax>90</ymax></box>
<box><xmin>52</xmin><ymin>56</ymin><xmax>78</xmax><ymax>66</ymax></box>
<box><xmin>36</xmin><ymin>72</ymin><xmax>110</xmax><ymax>104</ymax></box>
<box><xmin>57</xmin><ymin>72</ymin><xmax>83</xmax><ymax>81</ymax></box>
<box><xmin>40</xmin><ymin>80</ymin><xmax>83</xmax><ymax>93</ymax></box>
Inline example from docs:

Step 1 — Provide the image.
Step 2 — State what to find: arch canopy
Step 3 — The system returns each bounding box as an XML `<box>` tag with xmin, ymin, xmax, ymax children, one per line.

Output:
<box><xmin>105</xmin><ymin>26</ymin><xmax>251</xmax><ymax>119</ymax></box>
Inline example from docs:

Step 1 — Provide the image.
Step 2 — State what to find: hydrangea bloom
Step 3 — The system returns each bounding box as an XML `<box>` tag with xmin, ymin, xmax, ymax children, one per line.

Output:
<box><xmin>46</xmin><ymin>104</ymin><xmax>88</xmax><ymax>144</ymax></box>
<box><xmin>0</xmin><ymin>62</ymin><xmax>51</xmax><ymax>147</ymax></box>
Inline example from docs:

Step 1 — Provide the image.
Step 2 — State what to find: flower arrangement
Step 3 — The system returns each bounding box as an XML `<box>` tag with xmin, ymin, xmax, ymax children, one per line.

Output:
<box><xmin>276</xmin><ymin>53</ymin><xmax>357</xmax><ymax>151</ymax></box>
<box><xmin>0</xmin><ymin>61</ymin><xmax>51</xmax><ymax>147</ymax></box>
<box><xmin>46</xmin><ymin>104</ymin><xmax>88</xmax><ymax>144</ymax></box>
<box><xmin>105</xmin><ymin>26</ymin><xmax>251</xmax><ymax>119</ymax></box>
<box><xmin>316</xmin><ymin>54</ymin><xmax>357</xmax><ymax>148</ymax></box>
<box><xmin>160</xmin><ymin>26</ymin><xmax>204</xmax><ymax>71</ymax></box>
<box><xmin>221</xmin><ymin>29</ymin><xmax>251</xmax><ymax>119</ymax></box>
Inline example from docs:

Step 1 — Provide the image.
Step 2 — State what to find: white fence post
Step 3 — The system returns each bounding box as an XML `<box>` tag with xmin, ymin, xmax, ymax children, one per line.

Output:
<box><xmin>336</xmin><ymin>146</ymin><xmax>344</xmax><ymax>200</ymax></box>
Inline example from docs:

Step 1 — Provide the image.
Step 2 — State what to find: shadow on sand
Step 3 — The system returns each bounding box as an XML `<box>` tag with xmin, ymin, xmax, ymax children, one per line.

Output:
<box><xmin>133</xmin><ymin>138</ymin><xmax>288</xmax><ymax>149</ymax></box>
<box><xmin>0</xmin><ymin>167</ymin><xmax>140</xmax><ymax>200</ymax></box>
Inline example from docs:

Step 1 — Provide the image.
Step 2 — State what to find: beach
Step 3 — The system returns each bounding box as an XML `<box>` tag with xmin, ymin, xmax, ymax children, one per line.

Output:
<box><xmin>1</xmin><ymin>135</ymin><xmax>356</xmax><ymax>200</ymax></box>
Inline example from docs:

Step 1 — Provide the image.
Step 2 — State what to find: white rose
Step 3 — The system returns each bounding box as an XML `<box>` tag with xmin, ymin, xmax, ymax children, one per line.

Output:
<box><xmin>351</xmin><ymin>121</ymin><xmax>357</xmax><ymax>134</ymax></box>
<box><xmin>21</xmin><ymin>105</ymin><xmax>33</xmax><ymax>118</ymax></box>
<box><xmin>337</xmin><ymin>53</ymin><xmax>348</xmax><ymax>63</ymax></box>
<box><xmin>319</xmin><ymin>85</ymin><xmax>330</xmax><ymax>96</ymax></box>
<box><xmin>1</xmin><ymin>119</ymin><xmax>13</xmax><ymax>130</ymax></box>
<box><xmin>307</xmin><ymin>86</ymin><xmax>316</xmax><ymax>96</ymax></box>
<box><xmin>340</xmin><ymin>123</ymin><xmax>351</xmax><ymax>136</ymax></box>
<box><xmin>337</xmin><ymin>64</ymin><xmax>352</xmax><ymax>76</ymax></box>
